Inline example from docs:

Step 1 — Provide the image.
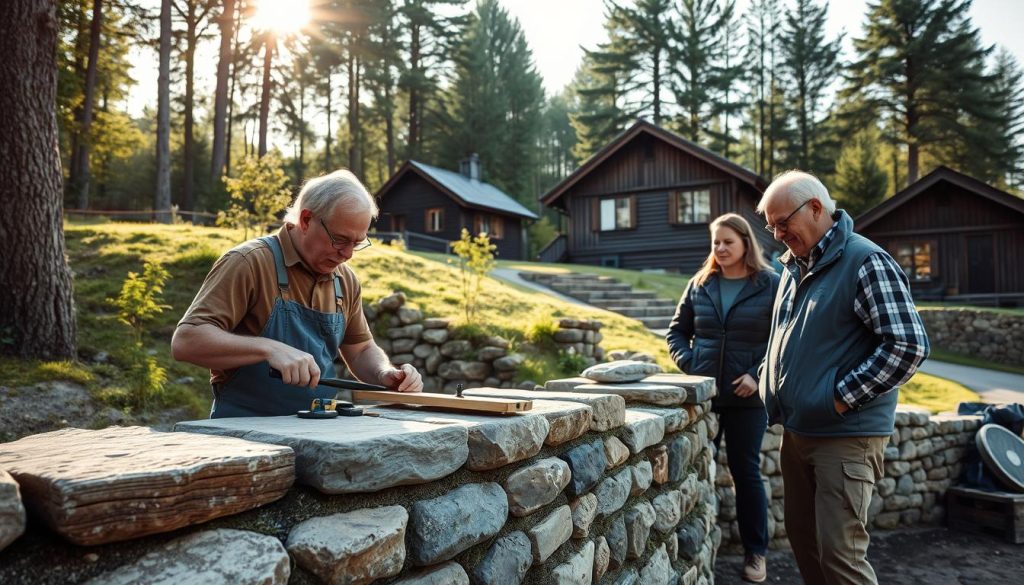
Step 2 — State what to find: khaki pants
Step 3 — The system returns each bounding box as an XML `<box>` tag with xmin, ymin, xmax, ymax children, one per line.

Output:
<box><xmin>780</xmin><ymin>431</ymin><xmax>887</xmax><ymax>585</ymax></box>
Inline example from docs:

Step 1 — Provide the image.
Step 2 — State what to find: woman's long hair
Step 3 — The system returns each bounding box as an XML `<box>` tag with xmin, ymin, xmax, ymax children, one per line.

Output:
<box><xmin>692</xmin><ymin>213</ymin><xmax>771</xmax><ymax>286</ymax></box>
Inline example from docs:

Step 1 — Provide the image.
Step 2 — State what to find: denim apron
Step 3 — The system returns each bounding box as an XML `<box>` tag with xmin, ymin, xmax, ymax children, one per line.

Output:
<box><xmin>210</xmin><ymin>236</ymin><xmax>346</xmax><ymax>418</ymax></box>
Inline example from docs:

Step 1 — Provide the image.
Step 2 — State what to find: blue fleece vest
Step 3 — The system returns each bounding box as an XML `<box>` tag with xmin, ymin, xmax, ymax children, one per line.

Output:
<box><xmin>762</xmin><ymin>211</ymin><xmax>897</xmax><ymax>437</ymax></box>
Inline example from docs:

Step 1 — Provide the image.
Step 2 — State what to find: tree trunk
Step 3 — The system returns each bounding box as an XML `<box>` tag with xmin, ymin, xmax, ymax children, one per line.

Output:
<box><xmin>258</xmin><ymin>32</ymin><xmax>274</xmax><ymax>158</ymax></box>
<box><xmin>210</xmin><ymin>0</ymin><xmax>234</xmax><ymax>180</ymax></box>
<box><xmin>407</xmin><ymin>23</ymin><xmax>421</xmax><ymax>159</ymax></box>
<box><xmin>73</xmin><ymin>0</ymin><xmax>102</xmax><ymax>210</ymax></box>
<box><xmin>225</xmin><ymin>0</ymin><xmax>243</xmax><ymax>176</ymax></box>
<box><xmin>182</xmin><ymin>6</ymin><xmax>197</xmax><ymax>211</ymax></box>
<box><xmin>324</xmin><ymin>73</ymin><xmax>332</xmax><ymax>168</ymax></box>
<box><xmin>0</xmin><ymin>0</ymin><xmax>77</xmax><ymax>359</ymax></box>
<box><xmin>347</xmin><ymin>52</ymin><xmax>361</xmax><ymax>177</ymax></box>
<box><xmin>155</xmin><ymin>0</ymin><xmax>172</xmax><ymax>222</ymax></box>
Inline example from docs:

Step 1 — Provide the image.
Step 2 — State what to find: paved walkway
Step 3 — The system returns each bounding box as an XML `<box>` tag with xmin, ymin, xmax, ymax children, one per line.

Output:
<box><xmin>917</xmin><ymin>359</ymin><xmax>1024</xmax><ymax>404</ymax></box>
<box><xmin>488</xmin><ymin>268</ymin><xmax>591</xmax><ymax>308</ymax></box>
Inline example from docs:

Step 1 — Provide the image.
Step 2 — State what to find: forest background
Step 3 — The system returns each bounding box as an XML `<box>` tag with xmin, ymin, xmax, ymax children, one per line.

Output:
<box><xmin>61</xmin><ymin>0</ymin><xmax>1024</xmax><ymax>257</ymax></box>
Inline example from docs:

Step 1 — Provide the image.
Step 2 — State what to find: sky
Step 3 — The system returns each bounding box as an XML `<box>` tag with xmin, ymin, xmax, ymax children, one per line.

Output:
<box><xmin>124</xmin><ymin>0</ymin><xmax>1024</xmax><ymax>131</ymax></box>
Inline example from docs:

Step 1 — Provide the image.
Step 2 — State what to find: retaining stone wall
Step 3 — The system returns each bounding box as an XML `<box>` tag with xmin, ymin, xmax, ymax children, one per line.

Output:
<box><xmin>715</xmin><ymin>406</ymin><xmax>983</xmax><ymax>552</ymax></box>
<box><xmin>918</xmin><ymin>307</ymin><xmax>1024</xmax><ymax>367</ymax></box>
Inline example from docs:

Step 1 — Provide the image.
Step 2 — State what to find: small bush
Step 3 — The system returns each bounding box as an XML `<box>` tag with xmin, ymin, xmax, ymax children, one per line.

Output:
<box><xmin>449</xmin><ymin>229</ymin><xmax>496</xmax><ymax>326</ymax></box>
<box><xmin>557</xmin><ymin>347</ymin><xmax>590</xmax><ymax>377</ymax></box>
<box><xmin>108</xmin><ymin>261</ymin><xmax>172</xmax><ymax>409</ymax></box>
<box><xmin>525</xmin><ymin>318</ymin><xmax>559</xmax><ymax>352</ymax></box>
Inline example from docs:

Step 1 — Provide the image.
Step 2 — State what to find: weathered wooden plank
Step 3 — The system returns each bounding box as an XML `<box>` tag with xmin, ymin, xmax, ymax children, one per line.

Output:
<box><xmin>352</xmin><ymin>390</ymin><xmax>532</xmax><ymax>413</ymax></box>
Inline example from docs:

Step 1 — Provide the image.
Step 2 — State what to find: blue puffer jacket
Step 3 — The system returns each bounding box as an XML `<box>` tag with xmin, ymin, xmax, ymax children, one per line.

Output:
<box><xmin>666</xmin><ymin>270</ymin><xmax>780</xmax><ymax>408</ymax></box>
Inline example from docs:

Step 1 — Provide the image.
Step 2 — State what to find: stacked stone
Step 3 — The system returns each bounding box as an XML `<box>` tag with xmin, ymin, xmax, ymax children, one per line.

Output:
<box><xmin>553</xmin><ymin>318</ymin><xmax>605</xmax><ymax>364</ymax></box>
<box><xmin>919</xmin><ymin>308</ymin><xmax>1023</xmax><ymax>367</ymax></box>
<box><xmin>715</xmin><ymin>406</ymin><xmax>983</xmax><ymax>552</ymax></box>
<box><xmin>362</xmin><ymin>292</ymin><xmax>605</xmax><ymax>393</ymax></box>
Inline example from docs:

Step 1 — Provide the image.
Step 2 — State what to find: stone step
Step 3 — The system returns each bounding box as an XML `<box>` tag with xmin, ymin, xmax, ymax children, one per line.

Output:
<box><xmin>639</xmin><ymin>316</ymin><xmax>673</xmax><ymax>329</ymax></box>
<box><xmin>600</xmin><ymin>305</ymin><xmax>676</xmax><ymax>318</ymax></box>
<box><xmin>566</xmin><ymin>290</ymin><xmax>659</xmax><ymax>302</ymax></box>
<box><xmin>589</xmin><ymin>298</ymin><xmax>676</xmax><ymax>309</ymax></box>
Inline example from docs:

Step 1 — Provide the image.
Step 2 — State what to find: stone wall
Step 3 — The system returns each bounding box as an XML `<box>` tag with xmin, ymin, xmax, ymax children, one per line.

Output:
<box><xmin>0</xmin><ymin>373</ymin><xmax>723</xmax><ymax>585</ymax></box>
<box><xmin>715</xmin><ymin>406</ymin><xmax>983</xmax><ymax>552</ymax></box>
<box><xmin>918</xmin><ymin>307</ymin><xmax>1024</xmax><ymax>367</ymax></box>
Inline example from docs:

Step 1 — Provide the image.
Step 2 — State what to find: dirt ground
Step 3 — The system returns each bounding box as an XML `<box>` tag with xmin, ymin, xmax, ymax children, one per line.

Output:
<box><xmin>715</xmin><ymin>526</ymin><xmax>1023</xmax><ymax>585</ymax></box>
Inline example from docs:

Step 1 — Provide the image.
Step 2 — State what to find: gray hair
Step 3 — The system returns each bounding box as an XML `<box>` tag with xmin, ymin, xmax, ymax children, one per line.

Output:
<box><xmin>757</xmin><ymin>170</ymin><xmax>836</xmax><ymax>215</ymax></box>
<box><xmin>283</xmin><ymin>169</ymin><xmax>379</xmax><ymax>224</ymax></box>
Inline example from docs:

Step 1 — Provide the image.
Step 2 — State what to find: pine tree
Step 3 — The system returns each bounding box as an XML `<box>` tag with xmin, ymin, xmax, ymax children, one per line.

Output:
<box><xmin>569</xmin><ymin>46</ymin><xmax>630</xmax><ymax>161</ymax></box>
<box><xmin>741</xmin><ymin>0</ymin><xmax>781</xmax><ymax>176</ymax></box>
<box><xmin>833</xmin><ymin>125</ymin><xmax>889</xmax><ymax>215</ymax></box>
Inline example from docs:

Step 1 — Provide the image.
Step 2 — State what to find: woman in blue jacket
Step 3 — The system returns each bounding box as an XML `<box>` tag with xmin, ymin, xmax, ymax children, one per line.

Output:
<box><xmin>666</xmin><ymin>213</ymin><xmax>779</xmax><ymax>583</ymax></box>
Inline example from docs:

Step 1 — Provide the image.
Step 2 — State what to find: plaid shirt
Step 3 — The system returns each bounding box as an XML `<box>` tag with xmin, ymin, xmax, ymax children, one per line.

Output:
<box><xmin>788</xmin><ymin>221</ymin><xmax>930</xmax><ymax>410</ymax></box>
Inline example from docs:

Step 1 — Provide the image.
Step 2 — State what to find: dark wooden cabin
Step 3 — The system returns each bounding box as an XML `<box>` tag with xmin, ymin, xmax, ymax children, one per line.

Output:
<box><xmin>856</xmin><ymin>166</ymin><xmax>1024</xmax><ymax>306</ymax></box>
<box><xmin>374</xmin><ymin>156</ymin><xmax>538</xmax><ymax>260</ymax></box>
<box><xmin>538</xmin><ymin>120</ymin><xmax>780</xmax><ymax>273</ymax></box>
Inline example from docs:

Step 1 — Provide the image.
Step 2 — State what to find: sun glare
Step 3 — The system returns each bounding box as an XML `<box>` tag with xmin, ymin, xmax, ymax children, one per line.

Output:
<box><xmin>251</xmin><ymin>0</ymin><xmax>311</xmax><ymax>35</ymax></box>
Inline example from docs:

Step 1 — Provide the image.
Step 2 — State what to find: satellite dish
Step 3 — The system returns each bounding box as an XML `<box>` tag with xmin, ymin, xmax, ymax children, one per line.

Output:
<box><xmin>976</xmin><ymin>424</ymin><xmax>1024</xmax><ymax>493</ymax></box>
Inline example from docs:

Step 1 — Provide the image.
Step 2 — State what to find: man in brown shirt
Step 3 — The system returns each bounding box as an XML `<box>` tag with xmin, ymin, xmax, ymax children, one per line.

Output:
<box><xmin>172</xmin><ymin>169</ymin><xmax>421</xmax><ymax>417</ymax></box>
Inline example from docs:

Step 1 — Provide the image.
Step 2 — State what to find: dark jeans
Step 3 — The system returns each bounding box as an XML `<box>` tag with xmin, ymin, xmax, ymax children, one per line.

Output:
<box><xmin>713</xmin><ymin>406</ymin><xmax>769</xmax><ymax>555</ymax></box>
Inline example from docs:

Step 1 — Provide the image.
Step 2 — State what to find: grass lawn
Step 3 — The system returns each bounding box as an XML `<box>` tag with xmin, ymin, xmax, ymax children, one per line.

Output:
<box><xmin>899</xmin><ymin>371</ymin><xmax>980</xmax><ymax>413</ymax></box>
<box><xmin>927</xmin><ymin>348</ymin><xmax>1024</xmax><ymax>376</ymax></box>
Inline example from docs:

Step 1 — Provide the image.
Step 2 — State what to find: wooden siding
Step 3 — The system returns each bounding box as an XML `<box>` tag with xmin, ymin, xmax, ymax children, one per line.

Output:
<box><xmin>377</xmin><ymin>172</ymin><xmax>526</xmax><ymax>260</ymax></box>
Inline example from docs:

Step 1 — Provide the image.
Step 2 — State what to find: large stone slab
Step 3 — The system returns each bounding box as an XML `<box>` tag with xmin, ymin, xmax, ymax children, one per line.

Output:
<box><xmin>286</xmin><ymin>505</ymin><xmax>407</xmax><ymax>584</ymax></box>
<box><xmin>570</xmin><ymin>383</ymin><xmax>686</xmax><ymax>406</ymax></box>
<box><xmin>408</xmin><ymin>482</ymin><xmax>507</xmax><ymax>566</ymax></box>
<box><xmin>631</xmin><ymin>407</ymin><xmax>690</xmax><ymax>433</ymax></box>
<box><xmin>504</xmin><ymin>457</ymin><xmax>571</xmax><ymax>517</ymax></box>
<box><xmin>464</xmin><ymin>388</ymin><xmax>625</xmax><ymax>431</ymax></box>
<box><xmin>84</xmin><ymin>528</ymin><xmax>289</xmax><ymax>584</ymax></box>
<box><xmin>0</xmin><ymin>469</ymin><xmax>25</xmax><ymax>552</ymax></box>
<box><xmin>392</xmin><ymin>561</ymin><xmax>469</xmax><ymax>585</ymax></box>
<box><xmin>174</xmin><ymin>415</ymin><xmax>466</xmax><ymax>493</ymax></box>
<box><xmin>582</xmin><ymin>360</ymin><xmax>662</xmax><ymax>383</ymax></box>
<box><xmin>366</xmin><ymin>408</ymin><xmax>548</xmax><ymax>471</ymax></box>
<box><xmin>0</xmin><ymin>427</ymin><xmax>294</xmax><ymax>545</ymax></box>
<box><xmin>640</xmin><ymin>373</ymin><xmax>717</xmax><ymax>403</ymax></box>
<box><xmin>619</xmin><ymin>410</ymin><xmax>666</xmax><ymax>454</ymax></box>
<box><xmin>542</xmin><ymin>377</ymin><xmax>592</xmax><ymax>392</ymax></box>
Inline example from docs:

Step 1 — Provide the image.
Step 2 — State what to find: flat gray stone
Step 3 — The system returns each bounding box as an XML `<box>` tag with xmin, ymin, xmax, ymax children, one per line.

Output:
<box><xmin>368</xmin><ymin>408</ymin><xmax>547</xmax><ymax>471</ymax></box>
<box><xmin>630</xmin><ymin>461</ymin><xmax>653</xmax><ymax>496</ymax></box>
<box><xmin>570</xmin><ymin>493</ymin><xmax>599</xmax><ymax>539</ymax></box>
<box><xmin>84</xmin><ymin>528</ymin><xmax>289</xmax><ymax>584</ymax></box>
<box><xmin>571</xmin><ymin>383</ymin><xmax>686</xmax><ymax>406</ymax></box>
<box><xmin>619</xmin><ymin>410</ymin><xmax>666</xmax><ymax>454</ymax></box>
<box><xmin>408</xmin><ymin>483</ymin><xmax>507</xmax><ymax>566</ymax></box>
<box><xmin>625</xmin><ymin>500</ymin><xmax>656</xmax><ymax>559</ymax></box>
<box><xmin>677</xmin><ymin>519</ymin><xmax>702</xmax><ymax>561</ymax></box>
<box><xmin>286</xmin><ymin>505</ymin><xmax>407</xmax><ymax>584</ymax></box>
<box><xmin>639</xmin><ymin>544</ymin><xmax>675</xmax><ymax>585</ymax></box>
<box><xmin>667</xmin><ymin>435</ymin><xmax>693</xmax><ymax>483</ymax></box>
<box><xmin>392</xmin><ymin>561</ymin><xmax>469</xmax><ymax>585</ymax></box>
<box><xmin>583</xmin><ymin>360</ymin><xmax>662</xmax><ymax>382</ymax></box>
<box><xmin>1</xmin><ymin>427</ymin><xmax>294</xmax><ymax>545</ymax></box>
<box><xmin>529</xmin><ymin>505</ymin><xmax>573</xmax><ymax>563</ymax></box>
<box><xmin>550</xmin><ymin>539</ymin><xmax>595</xmax><ymax>584</ymax></box>
<box><xmin>543</xmin><ymin>377</ymin><xmax>593</xmax><ymax>392</ymax></box>
<box><xmin>652</xmin><ymin>490</ymin><xmax>683</xmax><ymax>533</ymax></box>
<box><xmin>472</xmin><ymin>531</ymin><xmax>532</xmax><ymax>585</ymax></box>
<box><xmin>504</xmin><ymin>457</ymin><xmax>571</xmax><ymax>517</ymax></box>
<box><xmin>641</xmin><ymin>374</ymin><xmax>717</xmax><ymax>403</ymax></box>
<box><xmin>604</xmin><ymin>436</ymin><xmax>630</xmax><ymax>469</ymax></box>
<box><xmin>559</xmin><ymin>439</ymin><xmax>607</xmax><ymax>497</ymax></box>
<box><xmin>606</xmin><ymin>515</ymin><xmax>627</xmax><ymax>569</ymax></box>
<box><xmin>175</xmin><ymin>416</ymin><xmax>466</xmax><ymax>494</ymax></box>
<box><xmin>0</xmin><ymin>469</ymin><xmax>25</xmax><ymax>552</ymax></box>
<box><xmin>594</xmin><ymin>536</ymin><xmax>610</xmax><ymax>582</ymax></box>
<box><xmin>632</xmin><ymin>406</ymin><xmax>690</xmax><ymax>433</ymax></box>
<box><xmin>594</xmin><ymin>469</ymin><xmax>632</xmax><ymax>517</ymax></box>
<box><xmin>465</xmin><ymin>387</ymin><xmax>625</xmax><ymax>431</ymax></box>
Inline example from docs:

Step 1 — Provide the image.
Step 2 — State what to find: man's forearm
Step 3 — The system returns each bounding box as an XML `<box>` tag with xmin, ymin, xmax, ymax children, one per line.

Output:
<box><xmin>171</xmin><ymin>323</ymin><xmax>276</xmax><ymax>370</ymax></box>
<box><xmin>343</xmin><ymin>342</ymin><xmax>394</xmax><ymax>385</ymax></box>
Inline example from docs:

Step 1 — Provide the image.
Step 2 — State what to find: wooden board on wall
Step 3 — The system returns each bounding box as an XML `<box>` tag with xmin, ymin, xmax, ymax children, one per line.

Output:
<box><xmin>352</xmin><ymin>390</ymin><xmax>533</xmax><ymax>414</ymax></box>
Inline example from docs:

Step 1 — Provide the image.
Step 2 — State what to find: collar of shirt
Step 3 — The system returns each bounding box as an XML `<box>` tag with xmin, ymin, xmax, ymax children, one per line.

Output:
<box><xmin>278</xmin><ymin>225</ymin><xmax>337</xmax><ymax>282</ymax></box>
<box><xmin>795</xmin><ymin>219</ymin><xmax>840</xmax><ymax>273</ymax></box>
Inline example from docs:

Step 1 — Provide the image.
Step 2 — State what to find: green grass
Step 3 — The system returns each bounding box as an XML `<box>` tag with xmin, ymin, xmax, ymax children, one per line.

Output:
<box><xmin>917</xmin><ymin>302</ymin><xmax>1024</xmax><ymax>316</ymax></box>
<box><xmin>899</xmin><ymin>371</ymin><xmax>980</xmax><ymax>413</ymax></box>
<box><xmin>926</xmin><ymin>348</ymin><xmax>1024</xmax><ymax>376</ymax></box>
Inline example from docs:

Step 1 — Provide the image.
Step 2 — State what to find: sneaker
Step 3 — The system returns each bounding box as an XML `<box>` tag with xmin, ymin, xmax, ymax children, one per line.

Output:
<box><xmin>743</xmin><ymin>553</ymin><xmax>766</xmax><ymax>583</ymax></box>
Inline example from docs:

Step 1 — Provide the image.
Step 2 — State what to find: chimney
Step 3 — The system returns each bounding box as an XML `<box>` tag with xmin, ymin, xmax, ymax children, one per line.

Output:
<box><xmin>459</xmin><ymin>153</ymin><xmax>481</xmax><ymax>181</ymax></box>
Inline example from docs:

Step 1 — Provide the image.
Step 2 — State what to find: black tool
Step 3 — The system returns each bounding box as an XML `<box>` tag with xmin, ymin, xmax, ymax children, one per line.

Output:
<box><xmin>297</xmin><ymin>397</ymin><xmax>372</xmax><ymax>418</ymax></box>
<box><xmin>270</xmin><ymin>367</ymin><xmax>388</xmax><ymax>391</ymax></box>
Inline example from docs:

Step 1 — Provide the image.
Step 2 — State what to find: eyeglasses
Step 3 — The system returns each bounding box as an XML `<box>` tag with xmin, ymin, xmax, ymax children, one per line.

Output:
<box><xmin>764</xmin><ymin>199</ymin><xmax>811</xmax><ymax>233</ymax></box>
<box><xmin>319</xmin><ymin>218</ymin><xmax>372</xmax><ymax>251</ymax></box>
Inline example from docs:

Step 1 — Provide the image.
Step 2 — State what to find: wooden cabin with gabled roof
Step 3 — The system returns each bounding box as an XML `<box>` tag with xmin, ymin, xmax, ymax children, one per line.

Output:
<box><xmin>537</xmin><ymin>120</ymin><xmax>781</xmax><ymax>273</ymax></box>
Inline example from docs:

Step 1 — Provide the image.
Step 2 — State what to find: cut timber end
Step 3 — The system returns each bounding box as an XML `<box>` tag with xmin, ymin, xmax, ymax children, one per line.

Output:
<box><xmin>351</xmin><ymin>390</ymin><xmax>532</xmax><ymax>414</ymax></box>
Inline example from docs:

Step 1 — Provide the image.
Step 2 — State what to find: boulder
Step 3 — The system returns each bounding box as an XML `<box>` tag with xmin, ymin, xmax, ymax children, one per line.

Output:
<box><xmin>286</xmin><ymin>506</ymin><xmax>407</xmax><ymax>584</ymax></box>
<box><xmin>582</xmin><ymin>360</ymin><xmax>662</xmax><ymax>383</ymax></box>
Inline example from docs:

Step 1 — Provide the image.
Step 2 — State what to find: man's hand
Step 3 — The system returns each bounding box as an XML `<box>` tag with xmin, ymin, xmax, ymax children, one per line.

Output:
<box><xmin>380</xmin><ymin>363</ymin><xmax>423</xmax><ymax>393</ymax></box>
<box><xmin>266</xmin><ymin>341</ymin><xmax>320</xmax><ymax>388</ymax></box>
<box><xmin>834</xmin><ymin>399</ymin><xmax>850</xmax><ymax>415</ymax></box>
<box><xmin>732</xmin><ymin>374</ymin><xmax>758</xmax><ymax>398</ymax></box>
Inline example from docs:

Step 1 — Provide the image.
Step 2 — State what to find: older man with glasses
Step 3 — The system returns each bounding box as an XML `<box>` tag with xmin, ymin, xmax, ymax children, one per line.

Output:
<box><xmin>756</xmin><ymin>170</ymin><xmax>929</xmax><ymax>585</ymax></box>
<box><xmin>172</xmin><ymin>169</ymin><xmax>422</xmax><ymax>418</ymax></box>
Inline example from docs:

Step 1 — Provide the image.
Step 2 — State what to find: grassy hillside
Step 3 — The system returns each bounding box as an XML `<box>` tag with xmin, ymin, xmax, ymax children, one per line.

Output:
<box><xmin>0</xmin><ymin>221</ymin><xmax>978</xmax><ymax>420</ymax></box>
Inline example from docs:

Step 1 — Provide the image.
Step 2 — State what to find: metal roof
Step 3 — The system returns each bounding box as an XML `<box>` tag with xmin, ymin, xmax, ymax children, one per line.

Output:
<box><xmin>406</xmin><ymin>160</ymin><xmax>539</xmax><ymax>220</ymax></box>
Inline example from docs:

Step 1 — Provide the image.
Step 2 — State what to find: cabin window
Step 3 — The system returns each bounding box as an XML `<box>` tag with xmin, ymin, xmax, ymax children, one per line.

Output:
<box><xmin>672</xmin><ymin>189</ymin><xmax>711</xmax><ymax>224</ymax></box>
<box><xmin>474</xmin><ymin>214</ymin><xmax>504</xmax><ymax>239</ymax></box>
<box><xmin>425</xmin><ymin>208</ymin><xmax>444</xmax><ymax>233</ymax></box>
<box><xmin>599</xmin><ymin>196</ymin><xmax>635</xmax><ymax>231</ymax></box>
<box><xmin>892</xmin><ymin>241</ymin><xmax>934</xmax><ymax>281</ymax></box>
<box><xmin>392</xmin><ymin>214</ymin><xmax>406</xmax><ymax>232</ymax></box>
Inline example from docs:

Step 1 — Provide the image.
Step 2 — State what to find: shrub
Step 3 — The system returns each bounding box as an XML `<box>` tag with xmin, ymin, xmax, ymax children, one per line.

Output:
<box><xmin>449</xmin><ymin>229</ymin><xmax>496</xmax><ymax>325</ymax></box>
<box><xmin>218</xmin><ymin>153</ymin><xmax>292</xmax><ymax>240</ymax></box>
<box><xmin>107</xmin><ymin>261</ymin><xmax>171</xmax><ymax>409</ymax></box>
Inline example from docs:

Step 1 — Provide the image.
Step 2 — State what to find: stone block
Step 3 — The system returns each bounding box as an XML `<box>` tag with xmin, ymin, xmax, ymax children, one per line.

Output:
<box><xmin>667</xmin><ymin>435</ymin><xmax>692</xmax><ymax>483</ymax></box>
<box><xmin>422</xmin><ymin>317</ymin><xmax>450</xmax><ymax>329</ymax></box>
<box><xmin>286</xmin><ymin>506</ymin><xmax>407</xmax><ymax>584</ymax></box>
<box><xmin>2</xmin><ymin>427</ymin><xmax>294</xmax><ymax>545</ymax></box>
<box><xmin>582</xmin><ymin>360</ymin><xmax>662</xmax><ymax>382</ymax></box>
<box><xmin>572</xmin><ymin>383</ymin><xmax>686</xmax><ymax>406</ymax></box>
<box><xmin>389</xmin><ymin>324</ymin><xmax>424</xmax><ymax>339</ymax></box>
<box><xmin>379</xmin><ymin>292</ymin><xmax>406</xmax><ymax>310</ymax></box>
<box><xmin>441</xmin><ymin>339</ymin><xmax>473</xmax><ymax>358</ymax></box>
<box><xmin>640</xmin><ymin>373</ymin><xmax>717</xmax><ymax>403</ymax></box>
<box><xmin>606</xmin><ymin>514</ymin><xmax>627</xmax><ymax>569</ymax></box>
<box><xmin>528</xmin><ymin>505</ymin><xmax>573</xmax><ymax>564</ymax></box>
<box><xmin>677</xmin><ymin>519</ymin><xmax>702</xmax><ymax>561</ymax></box>
<box><xmin>652</xmin><ymin>490</ymin><xmax>683</xmax><ymax>533</ymax></box>
<box><xmin>570</xmin><ymin>493</ymin><xmax>599</xmax><ymax>538</ymax></box>
<box><xmin>438</xmin><ymin>360</ymin><xmax>490</xmax><ymax>381</ymax></box>
<box><xmin>0</xmin><ymin>470</ymin><xmax>25</xmax><ymax>552</ymax></box>
<box><xmin>639</xmin><ymin>544</ymin><xmax>675</xmax><ymax>585</ymax></box>
<box><xmin>651</xmin><ymin>445</ymin><xmax>669</xmax><ymax>485</ymax></box>
<box><xmin>543</xmin><ymin>377</ymin><xmax>595</xmax><ymax>392</ymax></box>
<box><xmin>504</xmin><ymin>457</ymin><xmax>571</xmax><ymax>517</ymax></box>
<box><xmin>630</xmin><ymin>461</ymin><xmax>653</xmax><ymax>496</ymax></box>
<box><xmin>604</xmin><ymin>436</ymin><xmax>631</xmax><ymax>469</ymax></box>
<box><xmin>422</xmin><ymin>328</ymin><xmax>449</xmax><ymax>345</ymax></box>
<box><xmin>594</xmin><ymin>469</ymin><xmax>632</xmax><ymax>517</ymax></box>
<box><xmin>398</xmin><ymin>307</ymin><xmax>423</xmax><ymax>326</ymax></box>
<box><xmin>84</xmin><ymin>529</ymin><xmax>289</xmax><ymax>585</ymax></box>
<box><xmin>625</xmin><ymin>500</ymin><xmax>656</xmax><ymax>559</ymax></box>
<box><xmin>176</xmin><ymin>416</ymin><xmax>465</xmax><ymax>494</ymax></box>
<box><xmin>594</xmin><ymin>536</ymin><xmax>610</xmax><ymax>582</ymax></box>
<box><xmin>408</xmin><ymin>483</ymin><xmax>507</xmax><ymax>566</ymax></box>
<box><xmin>612</xmin><ymin>568</ymin><xmax>639</xmax><ymax>585</ymax></box>
<box><xmin>633</xmin><ymin>406</ymin><xmax>690</xmax><ymax>433</ymax></box>
<box><xmin>393</xmin><ymin>338</ymin><xmax>418</xmax><ymax>353</ymax></box>
<box><xmin>477</xmin><ymin>346</ymin><xmax>507</xmax><ymax>361</ymax></box>
<box><xmin>559</xmin><ymin>439</ymin><xmax>608</xmax><ymax>497</ymax></box>
<box><xmin>619</xmin><ymin>410</ymin><xmax>666</xmax><ymax>453</ymax></box>
<box><xmin>392</xmin><ymin>562</ymin><xmax>469</xmax><ymax>585</ymax></box>
<box><xmin>464</xmin><ymin>387</ymin><xmax>625</xmax><ymax>431</ymax></box>
<box><xmin>551</xmin><ymin>539</ymin><xmax>595</xmax><ymax>585</ymax></box>
<box><xmin>472</xmin><ymin>531</ymin><xmax>531</xmax><ymax>585</ymax></box>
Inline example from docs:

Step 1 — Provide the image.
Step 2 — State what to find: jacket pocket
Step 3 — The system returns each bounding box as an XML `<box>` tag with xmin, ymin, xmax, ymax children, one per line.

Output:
<box><xmin>841</xmin><ymin>461</ymin><xmax>875</xmax><ymax>523</ymax></box>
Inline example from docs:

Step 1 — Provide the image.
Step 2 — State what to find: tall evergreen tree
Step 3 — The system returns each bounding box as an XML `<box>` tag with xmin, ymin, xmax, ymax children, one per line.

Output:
<box><xmin>848</xmin><ymin>0</ymin><xmax>993</xmax><ymax>184</ymax></box>
<box><xmin>833</xmin><ymin>125</ymin><xmax>889</xmax><ymax>215</ymax></box>
<box><xmin>740</xmin><ymin>0</ymin><xmax>781</xmax><ymax>176</ymax></box>
<box><xmin>569</xmin><ymin>51</ymin><xmax>629</xmax><ymax>161</ymax></box>
<box><xmin>155</xmin><ymin>0</ymin><xmax>172</xmax><ymax>221</ymax></box>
